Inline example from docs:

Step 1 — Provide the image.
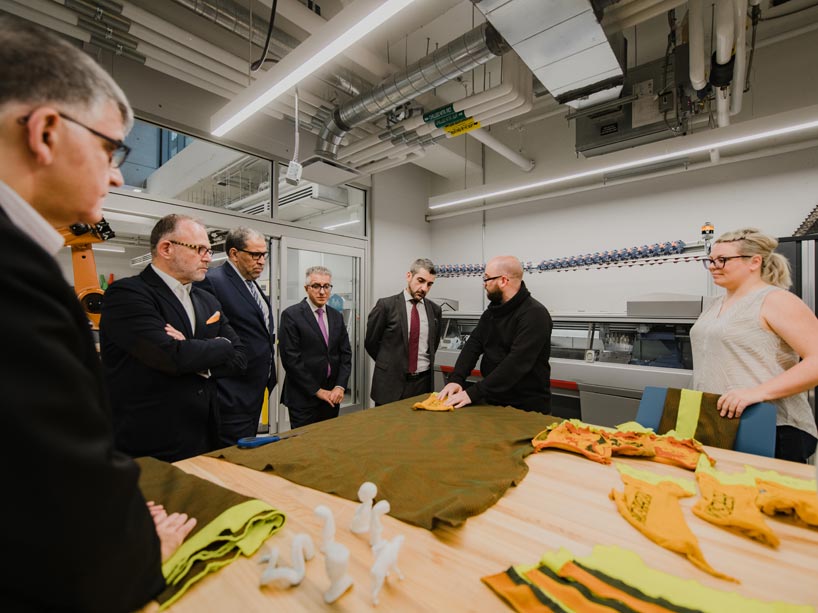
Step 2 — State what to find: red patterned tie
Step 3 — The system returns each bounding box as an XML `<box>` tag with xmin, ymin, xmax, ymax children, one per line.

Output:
<box><xmin>408</xmin><ymin>300</ymin><xmax>420</xmax><ymax>374</ymax></box>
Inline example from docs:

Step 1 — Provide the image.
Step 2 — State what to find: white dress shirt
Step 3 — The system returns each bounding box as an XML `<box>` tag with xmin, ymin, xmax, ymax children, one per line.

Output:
<box><xmin>151</xmin><ymin>264</ymin><xmax>196</xmax><ymax>330</ymax></box>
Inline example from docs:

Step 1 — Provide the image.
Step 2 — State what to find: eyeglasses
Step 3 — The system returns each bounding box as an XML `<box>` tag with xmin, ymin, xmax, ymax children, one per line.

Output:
<box><xmin>239</xmin><ymin>249</ymin><xmax>268</xmax><ymax>261</ymax></box>
<box><xmin>169</xmin><ymin>240</ymin><xmax>214</xmax><ymax>257</ymax></box>
<box><xmin>307</xmin><ymin>284</ymin><xmax>333</xmax><ymax>292</ymax></box>
<box><xmin>701</xmin><ymin>255</ymin><xmax>752</xmax><ymax>270</ymax></box>
<box><xmin>18</xmin><ymin>112</ymin><xmax>131</xmax><ymax>168</ymax></box>
<box><xmin>482</xmin><ymin>275</ymin><xmax>503</xmax><ymax>284</ymax></box>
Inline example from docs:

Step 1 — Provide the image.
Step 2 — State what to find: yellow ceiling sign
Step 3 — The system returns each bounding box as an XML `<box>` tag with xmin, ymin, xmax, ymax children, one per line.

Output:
<box><xmin>444</xmin><ymin>118</ymin><xmax>481</xmax><ymax>136</ymax></box>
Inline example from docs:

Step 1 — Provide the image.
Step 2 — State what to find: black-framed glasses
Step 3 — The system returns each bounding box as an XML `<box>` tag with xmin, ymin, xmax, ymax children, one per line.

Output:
<box><xmin>239</xmin><ymin>249</ymin><xmax>268</xmax><ymax>261</ymax></box>
<box><xmin>307</xmin><ymin>283</ymin><xmax>333</xmax><ymax>292</ymax></box>
<box><xmin>169</xmin><ymin>240</ymin><xmax>213</xmax><ymax>257</ymax></box>
<box><xmin>482</xmin><ymin>275</ymin><xmax>503</xmax><ymax>284</ymax></box>
<box><xmin>18</xmin><ymin>112</ymin><xmax>131</xmax><ymax>168</ymax></box>
<box><xmin>701</xmin><ymin>255</ymin><xmax>752</xmax><ymax>270</ymax></box>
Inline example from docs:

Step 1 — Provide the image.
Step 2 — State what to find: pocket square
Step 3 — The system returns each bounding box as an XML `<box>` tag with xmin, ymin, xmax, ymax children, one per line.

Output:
<box><xmin>206</xmin><ymin>311</ymin><xmax>221</xmax><ymax>324</ymax></box>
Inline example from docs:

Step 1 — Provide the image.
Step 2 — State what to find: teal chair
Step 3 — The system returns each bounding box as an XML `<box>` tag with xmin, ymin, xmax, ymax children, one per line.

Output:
<box><xmin>635</xmin><ymin>386</ymin><xmax>777</xmax><ymax>457</ymax></box>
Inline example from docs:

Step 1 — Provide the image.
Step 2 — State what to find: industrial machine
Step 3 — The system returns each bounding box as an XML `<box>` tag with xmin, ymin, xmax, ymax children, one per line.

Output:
<box><xmin>59</xmin><ymin>218</ymin><xmax>115</xmax><ymax>330</ymax></box>
<box><xmin>434</xmin><ymin>295</ymin><xmax>701</xmax><ymax>425</ymax></box>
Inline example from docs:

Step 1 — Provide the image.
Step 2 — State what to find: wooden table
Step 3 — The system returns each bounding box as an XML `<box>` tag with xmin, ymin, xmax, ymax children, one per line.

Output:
<box><xmin>148</xmin><ymin>447</ymin><xmax>818</xmax><ymax>612</ymax></box>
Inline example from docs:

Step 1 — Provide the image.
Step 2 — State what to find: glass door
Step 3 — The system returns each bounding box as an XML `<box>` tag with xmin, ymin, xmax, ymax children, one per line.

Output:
<box><xmin>272</xmin><ymin>237</ymin><xmax>365</xmax><ymax>432</ymax></box>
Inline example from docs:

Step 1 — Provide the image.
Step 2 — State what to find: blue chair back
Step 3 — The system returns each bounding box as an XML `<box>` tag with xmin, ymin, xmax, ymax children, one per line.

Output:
<box><xmin>635</xmin><ymin>386</ymin><xmax>776</xmax><ymax>457</ymax></box>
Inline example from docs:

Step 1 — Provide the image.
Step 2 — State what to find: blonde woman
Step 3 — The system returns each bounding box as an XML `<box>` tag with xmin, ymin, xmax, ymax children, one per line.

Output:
<box><xmin>691</xmin><ymin>228</ymin><xmax>818</xmax><ymax>463</ymax></box>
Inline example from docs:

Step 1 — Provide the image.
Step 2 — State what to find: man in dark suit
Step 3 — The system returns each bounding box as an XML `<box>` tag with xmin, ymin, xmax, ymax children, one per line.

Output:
<box><xmin>0</xmin><ymin>16</ymin><xmax>195</xmax><ymax>612</ymax></box>
<box><xmin>279</xmin><ymin>266</ymin><xmax>352</xmax><ymax>428</ymax></box>
<box><xmin>365</xmin><ymin>258</ymin><xmax>443</xmax><ymax>405</ymax></box>
<box><xmin>197</xmin><ymin>227</ymin><xmax>277</xmax><ymax>445</ymax></box>
<box><xmin>100</xmin><ymin>214</ymin><xmax>247</xmax><ymax>462</ymax></box>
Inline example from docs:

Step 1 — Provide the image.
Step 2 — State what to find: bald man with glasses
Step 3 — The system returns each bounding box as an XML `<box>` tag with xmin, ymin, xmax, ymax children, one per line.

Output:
<box><xmin>438</xmin><ymin>256</ymin><xmax>553</xmax><ymax>413</ymax></box>
<box><xmin>197</xmin><ymin>227</ymin><xmax>278</xmax><ymax>444</ymax></box>
<box><xmin>100</xmin><ymin>214</ymin><xmax>247</xmax><ymax>462</ymax></box>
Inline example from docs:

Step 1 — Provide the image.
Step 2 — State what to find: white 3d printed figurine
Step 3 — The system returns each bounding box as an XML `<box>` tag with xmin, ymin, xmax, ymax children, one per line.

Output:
<box><xmin>350</xmin><ymin>481</ymin><xmax>377</xmax><ymax>534</ymax></box>
<box><xmin>371</xmin><ymin>534</ymin><xmax>405</xmax><ymax>605</ymax></box>
<box><xmin>323</xmin><ymin>541</ymin><xmax>354</xmax><ymax>604</ymax></box>
<box><xmin>369</xmin><ymin>499</ymin><xmax>391</xmax><ymax>549</ymax></box>
<box><xmin>314</xmin><ymin>505</ymin><xmax>336</xmax><ymax>553</ymax></box>
<box><xmin>259</xmin><ymin>533</ymin><xmax>314</xmax><ymax>588</ymax></box>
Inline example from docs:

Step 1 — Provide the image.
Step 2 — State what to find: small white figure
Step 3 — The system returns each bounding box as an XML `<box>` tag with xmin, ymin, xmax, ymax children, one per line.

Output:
<box><xmin>369</xmin><ymin>499</ymin><xmax>391</xmax><ymax>550</ymax></box>
<box><xmin>314</xmin><ymin>505</ymin><xmax>336</xmax><ymax>553</ymax></box>
<box><xmin>259</xmin><ymin>533</ymin><xmax>314</xmax><ymax>588</ymax></box>
<box><xmin>323</xmin><ymin>541</ymin><xmax>354</xmax><ymax>604</ymax></box>
<box><xmin>350</xmin><ymin>481</ymin><xmax>378</xmax><ymax>534</ymax></box>
<box><xmin>371</xmin><ymin>534</ymin><xmax>405</xmax><ymax>605</ymax></box>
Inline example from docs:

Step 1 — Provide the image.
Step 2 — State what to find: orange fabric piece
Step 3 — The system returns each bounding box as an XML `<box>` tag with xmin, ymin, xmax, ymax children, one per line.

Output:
<box><xmin>651</xmin><ymin>436</ymin><xmax>713</xmax><ymax>471</ymax></box>
<box><xmin>532</xmin><ymin>422</ymin><xmax>612</xmax><ymax>464</ymax></box>
<box><xmin>755</xmin><ymin>479</ymin><xmax>818</xmax><ymax>527</ymax></box>
<box><xmin>524</xmin><ymin>567</ymin><xmax>623</xmax><ymax>612</ymax></box>
<box><xmin>610</xmin><ymin>474</ymin><xmax>738</xmax><ymax>583</ymax></box>
<box><xmin>608</xmin><ymin>431</ymin><xmax>656</xmax><ymax>457</ymax></box>
<box><xmin>411</xmin><ymin>393</ymin><xmax>454</xmax><ymax>412</ymax></box>
<box><xmin>693</xmin><ymin>473</ymin><xmax>780</xmax><ymax>548</ymax></box>
<box><xmin>556</xmin><ymin>561</ymin><xmax>677</xmax><ymax>613</ymax></box>
<box><xmin>481</xmin><ymin>571</ymin><xmax>555</xmax><ymax>613</ymax></box>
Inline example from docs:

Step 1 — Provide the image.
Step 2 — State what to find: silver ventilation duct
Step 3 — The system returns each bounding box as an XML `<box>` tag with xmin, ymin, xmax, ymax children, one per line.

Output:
<box><xmin>316</xmin><ymin>21</ymin><xmax>510</xmax><ymax>159</ymax></box>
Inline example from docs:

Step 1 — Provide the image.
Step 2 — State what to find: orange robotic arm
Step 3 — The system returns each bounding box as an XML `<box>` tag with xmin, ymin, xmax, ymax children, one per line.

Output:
<box><xmin>59</xmin><ymin>219</ymin><xmax>115</xmax><ymax>330</ymax></box>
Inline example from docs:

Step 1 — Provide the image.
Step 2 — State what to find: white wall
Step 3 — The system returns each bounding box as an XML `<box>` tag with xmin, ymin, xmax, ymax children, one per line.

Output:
<box><xmin>370</xmin><ymin>164</ymin><xmax>433</xmax><ymax>301</ymax></box>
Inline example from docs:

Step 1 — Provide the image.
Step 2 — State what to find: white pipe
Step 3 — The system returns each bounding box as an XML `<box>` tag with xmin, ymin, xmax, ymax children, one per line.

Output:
<box><xmin>716</xmin><ymin>87</ymin><xmax>731</xmax><ymax>127</ymax></box>
<box><xmin>470</xmin><ymin>130</ymin><xmax>535</xmax><ymax>171</ymax></box>
<box><xmin>357</xmin><ymin>152</ymin><xmax>423</xmax><ymax>176</ymax></box>
<box><xmin>426</xmin><ymin>138</ymin><xmax>818</xmax><ymax>221</ymax></box>
<box><xmin>715</xmin><ymin>0</ymin><xmax>735</xmax><ymax>65</ymax></box>
<box><xmin>688</xmin><ymin>0</ymin><xmax>707</xmax><ymax>91</ymax></box>
<box><xmin>730</xmin><ymin>0</ymin><xmax>748</xmax><ymax>116</ymax></box>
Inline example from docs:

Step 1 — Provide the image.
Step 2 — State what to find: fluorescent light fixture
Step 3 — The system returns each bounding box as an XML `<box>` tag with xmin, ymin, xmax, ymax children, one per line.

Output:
<box><xmin>323</xmin><ymin>220</ymin><xmax>360</xmax><ymax>230</ymax></box>
<box><xmin>211</xmin><ymin>252</ymin><xmax>229</xmax><ymax>262</ymax></box>
<box><xmin>429</xmin><ymin>117</ymin><xmax>818</xmax><ymax>209</ymax></box>
<box><xmin>211</xmin><ymin>0</ymin><xmax>418</xmax><ymax>137</ymax></box>
<box><xmin>92</xmin><ymin>244</ymin><xmax>126</xmax><ymax>253</ymax></box>
<box><xmin>133</xmin><ymin>188</ymin><xmax>143</xmax><ymax>193</ymax></box>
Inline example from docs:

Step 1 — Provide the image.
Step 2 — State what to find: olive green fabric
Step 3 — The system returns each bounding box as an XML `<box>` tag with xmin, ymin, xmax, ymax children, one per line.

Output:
<box><xmin>657</xmin><ymin>388</ymin><xmax>739</xmax><ymax>450</ymax></box>
<box><xmin>208</xmin><ymin>396</ymin><xmax>560</xmax><ymax>530</ymax></box>
<box><xmin>136</xmin><ymin>457</ymin><xmax>286</xmax><ymax>609</ymax></box>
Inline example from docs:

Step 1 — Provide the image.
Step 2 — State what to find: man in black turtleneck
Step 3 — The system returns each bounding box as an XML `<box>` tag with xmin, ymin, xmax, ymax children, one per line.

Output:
<box><xmin>438</xmin><ymin>256</ymin><xmax>553</xmax><ymax>414</ymax></box>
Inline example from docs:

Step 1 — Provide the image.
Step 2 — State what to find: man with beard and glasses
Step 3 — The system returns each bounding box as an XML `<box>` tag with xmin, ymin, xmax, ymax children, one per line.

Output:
<box><xmin>437</xmin><ymin>256</ymin><xmax>553</xmax><ymax>413</ymax></box>
<box><xmin>365</xmin><ymin>258</ymin><xmax>443</xmax><ymax>405</ymax></box>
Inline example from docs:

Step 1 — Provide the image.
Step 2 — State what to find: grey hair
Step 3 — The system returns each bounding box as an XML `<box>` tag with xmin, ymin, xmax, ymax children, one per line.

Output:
<box><xmin>150</xmin><ymin>214</ymin><xmax>205</xmax><ymax>256</ymax></box>
<box><xmin>409</xmin><ymin>258</ymin><xmax>437</xmax><ymax>276</ymax></box>
<box><xmin>715</xmin><ymin>228</ymin><xmax>792</xmax><ymax>289</ymax></box>
<box><xmin>305</xmin><ymin>266</ymin><xmax>332</xmax><ymax>284</ymax></box>
<box><xmin>0</xmin><ymin>15</ymin><xmax>133</xmax><ymax>131</ymax></box>
<box><xmin>224</xmin><ymin>227</ymin><xmax>265</xmax><ymax>254</ymax></box>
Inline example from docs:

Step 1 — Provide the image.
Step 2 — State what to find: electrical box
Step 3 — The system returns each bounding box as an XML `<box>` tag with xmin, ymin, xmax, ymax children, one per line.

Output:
<box><xmin>575</xmin><ymin>49</ymin><xmax>690</xmax><ymax>157</ymax></box>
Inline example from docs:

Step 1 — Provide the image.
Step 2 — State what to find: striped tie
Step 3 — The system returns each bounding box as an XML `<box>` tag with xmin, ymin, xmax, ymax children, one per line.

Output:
<box><xmin>246</xmin><ymin>280</ymin><xmax>269</xmax><ymax>329</ymax></box>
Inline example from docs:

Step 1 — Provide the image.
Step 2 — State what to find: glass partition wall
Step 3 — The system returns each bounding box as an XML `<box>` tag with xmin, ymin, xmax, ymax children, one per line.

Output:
<box><xmin>57</xmin><ymin>118</ymin><xmax>370</xmax><ymax>435</ymax></box>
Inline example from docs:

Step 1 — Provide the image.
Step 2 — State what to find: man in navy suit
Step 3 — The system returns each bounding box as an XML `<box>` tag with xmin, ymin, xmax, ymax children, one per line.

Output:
<box><xmin>100</xmin><ymin>214</ymin><xmax>247</xmax><ymax>462</ymax></box>
<box><xmin>197</xmin><ymin>227</ymin><xmax>277</xmax><ymax>445</ymax></box>
<box><xmin>279</xmin><ymin>266</ymin><xmax>352</xmax><ymax>428</ymax></box>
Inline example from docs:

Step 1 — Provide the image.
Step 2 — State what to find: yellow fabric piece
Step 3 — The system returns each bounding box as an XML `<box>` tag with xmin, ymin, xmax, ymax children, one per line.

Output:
<box><xmin>411</xmin><ymin>392</ymin><xmax>454</xmax><ymax>411</ymax></box>
<box><xmin>539</xmin><ymin>546</ymin><xmax>813</xmax><ymax>613</ymax></box>
<box><xmin>755</xmin><ymin>481</ymin><xmax>818</xmax><ymax>527</ymax></box>
<box><xmin>675</xmin><ymin>388</ymin><xmax>704</xmax><ymax>439</ymax></box>
<box><xmin>745</xmin><ymin>467</ymin><xmax>818</xmax><ymax>492</ymax></box>
<box><xmin>615</xmin><ymin>421</ymin><xmax>655</xmax><ymax>433</ymax></box>
<box><xmin>162</xmin><ymin>499</ymin><xmax>282</xmax><ymax>582</ymax></box>
<box><xmin>615</xmin><ymin>462</ymin><xmax>697</xmax><ymax>495</ymax></box>
<box><xmin>610</xmin><ymin>473</ymin><xmax>738</xmax><ymax>582</ymax></box>
<box><xmin>693</xmin><ymin>472</ymin><xmax>780</xmax><ymax>548</ymax></box>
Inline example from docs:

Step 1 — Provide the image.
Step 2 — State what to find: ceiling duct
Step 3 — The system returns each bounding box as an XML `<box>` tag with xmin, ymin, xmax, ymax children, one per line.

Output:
<box><xmin>315</xmin><ymin>21</ymin><xmax>510</xmax><ymax>159</ymax></box>
<box><xmin>279</xmin><ymin>184</ymin><xmax>350</xmax><ymax>208</ymax></box>
<box><xmin>472</xmin><ymin>0</ymin><xmax>625</xmax><ymax>109</ymax></box>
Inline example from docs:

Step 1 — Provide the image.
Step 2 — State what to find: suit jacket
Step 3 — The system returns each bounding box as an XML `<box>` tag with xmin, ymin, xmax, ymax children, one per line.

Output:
<box><xmin>365</xmin><ymin>292</ymin><xmax>443</xmax><ymax>404</ymax></box>
<box><xmin>279</xmin><ymin>298</ymin><xmax>352</xmax><ymax>409</ymax></box>
<box><xmin>197</xmin><ymin>264</ymin><xmax>276</xmax><ymax>443</ymax></box>
<box><xmin>0</xmin><ymin>208</ymin><xmax>164</xmax><ymax>612</ymax></box>
<box><xmin>100</xmin><ymin>265</ymin><xmax>246</xmax><ymax>462</ymax></box>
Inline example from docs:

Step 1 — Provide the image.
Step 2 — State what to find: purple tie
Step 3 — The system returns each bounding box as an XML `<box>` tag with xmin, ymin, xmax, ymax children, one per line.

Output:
<box><xmin>316</xmin><ymin>307</ymin><xmax>331</xmax><ymax>377</ymax></box>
